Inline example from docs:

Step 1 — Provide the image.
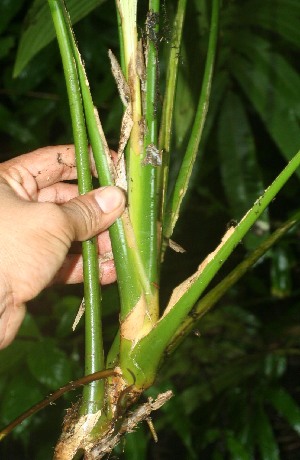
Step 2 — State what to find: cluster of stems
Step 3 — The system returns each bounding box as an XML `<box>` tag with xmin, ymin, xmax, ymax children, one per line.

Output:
<box><xmin>1</xmin><ymin>0</ymin><xmax>300</xmax><ymax>448</ymax></box>
<box><xmin>48</xmin><ymin>0</ymin><xmax>300</xmax><ymax>426</ymax></box>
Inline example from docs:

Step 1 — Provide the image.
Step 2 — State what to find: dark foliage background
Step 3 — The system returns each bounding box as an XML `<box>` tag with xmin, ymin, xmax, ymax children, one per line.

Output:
<box><xmin>0</xmin><ymin>0</ymin><xmax>299</xmax><ymax>459</ymax></box>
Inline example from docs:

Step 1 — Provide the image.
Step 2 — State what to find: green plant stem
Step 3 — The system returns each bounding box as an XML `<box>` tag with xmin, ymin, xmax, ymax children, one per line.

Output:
<box><xmin>116</xmin><ymin>1</ymin><xmax>137</xmax><ymax>81</ymax></box>
<box><xmin>167</xmin><ymin>211</ymin><xmax>300</xmax><ymax>354</ymax></box>
<box><xmin>115</xmin><ymin>1</ymin><xmax>126</xmax><ymax>74</ymax></box>
<box><xmin>65</xmin><ymin>23</ymin><xmax>146</xmax><ymax>317</ymax></box>
<box><xmin>116</xmin><ymin>1</ymin><xmax>144</xmax><ymax>256</ymax></box>
<box><xmin>158</xmin><ymin>0</ymin><xmax>187</xmax><ymax>233</ymax></box>
<box><xmin>62</xmin><ymin>5</ymin><xmax>154</xmax><ymax>379</ymax></box>
<box><xmin>123</xmin><ymin>149</ymin><xmax>300</xmax><ymax>387</ymax></box>
<box><xmin>139</xmin><ymin>0</ymin><xmax>161</xmax><ymax>317</ymax></box>
<box><xmin>73</xmin><ymin>41</ymin><xmax>152</xmax><ymax>308</ymax></box>
<box><xmin>48</xmin><ymin>0</ymin><xmax>104</xmax><ymax>414</ymax></box>
<box><xmin>164</xmin><ymin>0</ymin><xmax>220</xmax><ymax>241</ymax></box>
<box><xmin>113</xmin><ymin>2</ymin><xmax>161</xmax><ymax>377</ymax></box>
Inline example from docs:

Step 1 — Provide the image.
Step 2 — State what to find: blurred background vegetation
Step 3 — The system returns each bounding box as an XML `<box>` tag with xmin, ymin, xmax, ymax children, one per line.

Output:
<box><xmin>0</xmin><ymin>0</ymin><xmax>300</xmax><ymax>458</ymax></box>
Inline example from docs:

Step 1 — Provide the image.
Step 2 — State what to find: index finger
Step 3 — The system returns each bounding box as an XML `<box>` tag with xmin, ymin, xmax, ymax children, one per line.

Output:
<box><xmin>0</xmin><ymin>145</ymin><xmax>97</xmax><ymax>189</ymax></box>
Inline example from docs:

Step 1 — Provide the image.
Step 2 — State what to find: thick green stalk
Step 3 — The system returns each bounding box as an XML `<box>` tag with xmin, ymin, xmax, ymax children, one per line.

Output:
<box><xmin>114</xmin><ymin>1</ymin><xmax>161</xmax><ymax>379</ymax></box>
<box><xmin>140</xmin><ymin>0</ymin><xmax>161</xmax><ymax>317</ymax></box>
<box><xmin>167</xmin><ymin>211</ymin><xmax>300</xmax><ymax>354</ymax></box>
<box><xmin>164</xmin><ymin>0</ymin><xmax>220</xmax><ymax>240</ymax></box>
<box><xmin>48</xmin><ymin>0</ymin><xmax>104</xmax><ymax>414</ymax></box>
<box><xmin>158</xmin><ymin>0</ymin><xmax>187</xmax><ymax>228</ymax></box>
<box><xmin>115</xmin><ymin>1</ymin><xmax>144</xmax><ymax>282</ymax></box>
<box><xmin>61</xmin><ymin>5</ymin><xmax>154</xmax><ymax>378</ymax></box>
<box><xmin>116</xmin><ymin>2</ymin><xmax>144</xmax><ymax>257</ymax></box>
<box><xmin>64</xmin><ymin>15</ymin><xmax>147</xmax><ymax>319</ymax></box>
<box><xmin>123</xmin><ymin>149</ymin><xmax>300</xmax><ymax>387</ymax></box>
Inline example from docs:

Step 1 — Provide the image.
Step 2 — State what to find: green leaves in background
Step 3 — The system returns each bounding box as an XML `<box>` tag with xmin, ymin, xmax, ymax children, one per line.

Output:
<box><xmin>0</xmin><ymin>370</ymin><xmax>44</xmax><ymax>431</ymax></box>
<box><xmin>267</xmin><ymin>387</ymin><xmax>300</xmax><ymax>436</ymax></box>
<box><xmin>0</xmin><ymin>0</ymin><xmax>24</xmax><ymax>34</ymax></box>
<box><xmin>231</xmin><ymin>39</ymin><xmax>300</xmax><ymax>168</ymax></box>
<box><xmin>0</xmin><ymin>36</ymin><xmax>15</xmax><ymax>60</ymax></box>
<box><xmin>0</xmin><ymin>0</ymin><xmax>299</xmax><ymax>457</ymax></box>
<box><xmin>243</xmin><ymin>0</ymin><xmax>300</xmax><ymax>48</ymax></box>
<box><xmin>54</xmin><ymin>295</ymin><xmax>82</xmax><ymax>338</ymax></box>
<box><xmin>218</xmin><ymin>90</ymin><xmax>269</xmax><ymax>250</ymax></box>
<box><xmin>0</xmin><ymin>103</ymin><xmax>35</xmax><ymax>144</ymax></box>
<box><xmin>0</xmin><ymin>306</ymin><xmax>79</xmax><ymax>443</ymax></box>
<box><xmin>13</xmin><ymin>0</ymin><xmax>107</xmax><ymax>77</ymax></box>
<box><xmin>122</xmin><ymin>426</ymin><xmax>148</xmax><ymax>460</ymax></box>
<box><xmin>270</xmin><ymin>245</ymin><xmax>293</xmax><ymax>298</ymax></box>
<box><xmin>27</xmin><ymin>338</ymin><xmax>72</xmax><ymax>389</ymax></box>
<box><xmin>226</xmin><ymin>432</ymin><xmax>252</xmax><ymax>460</ymax></box>
<box><xmin>0</xmin><ymin>314</ymin><xmax>39</xmax><ymax>375</ymax></box>
<box><xmin>149</xmin><ymin>298</ymin><xmax>300</xmax><ymax>459</ymax></box>
<box><xmin>255</xmin><ymin>405</ymin><xmax>280</xmax><ymax>460</ymax></box>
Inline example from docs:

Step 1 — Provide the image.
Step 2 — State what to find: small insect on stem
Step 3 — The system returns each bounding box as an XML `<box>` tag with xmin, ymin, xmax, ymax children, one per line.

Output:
<box><xmin>151</xmin><ymin>281</ymin><xmax>160</xmax><ymax>289</ymax></box>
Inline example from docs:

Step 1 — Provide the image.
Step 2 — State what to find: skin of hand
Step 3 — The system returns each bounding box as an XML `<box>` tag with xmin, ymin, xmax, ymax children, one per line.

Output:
<box><xmin>0</xmin><ymin>145</ymin><xmax>125</xmax><ymax>349</ymax></box>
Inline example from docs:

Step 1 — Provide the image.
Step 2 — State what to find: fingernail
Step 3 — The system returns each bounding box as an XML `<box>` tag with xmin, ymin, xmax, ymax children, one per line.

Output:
<box><xmin>94</xmin><ymin>187</ymin><xmax>125</xmax><ymax>213</ymax></box>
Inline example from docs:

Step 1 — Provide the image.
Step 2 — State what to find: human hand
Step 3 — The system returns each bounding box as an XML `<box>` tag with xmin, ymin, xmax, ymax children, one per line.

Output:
<box><xmin>0</xmin><ymin>145</ymin><xmax>125</xmax><ymax>349</ymax></box>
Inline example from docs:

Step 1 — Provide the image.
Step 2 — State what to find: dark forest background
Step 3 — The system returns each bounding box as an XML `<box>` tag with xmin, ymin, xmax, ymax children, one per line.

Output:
<box><xmin>0</xmin><ymin>1</ymin><xmax>300</xmax><ymax>458</ymax></box>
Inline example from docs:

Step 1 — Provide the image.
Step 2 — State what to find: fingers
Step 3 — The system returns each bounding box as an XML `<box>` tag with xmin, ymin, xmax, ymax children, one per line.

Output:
<box><xmin>53</xmin><ymin>253</ymin><xmax>116</xmax><ymax>285</ymax></box>
<box><xmin>38</xmin><ymin>183</ymin><xmax>80</xmax><ymax>204</ymax></box>
<box><xmin>61</xmin><ymin>186</ymin><xmax>126</xmax><ymax>241</ymax></box>
<box><xmin>70</xmin><ymin>230</ymin><xmax>112</xmax><ymax>255</ymax></box>
<box><xmin>0</xmin><ymin>145</ymin><xmax>98</xmax><ymax>190</ymax></box>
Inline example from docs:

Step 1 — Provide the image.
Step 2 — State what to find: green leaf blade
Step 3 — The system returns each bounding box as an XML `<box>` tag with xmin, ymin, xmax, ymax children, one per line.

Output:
<box><xmin>231</xmin><ymin>45</ymin><xmax>300</xmax><ymax>171</ymax></box>
<box><xmin>255</xmin><ymin>405</ymin><xmax>280</xmax><ymax>460</ymax></box>
<box><xmin>27</xmin><ymin>339</ymin><xmax>72</xmax><ymax>389</ymax></box>
<box><xmin>244</xmin><ymin>0</ymin><xmax>300</xmax><ymax>48</ymax></box>
<box><xmin>14</xmin><ymin>0</ymin><xmax>107</xmax><ymax>77</ymax></box>
<box><xmin>267</xmin><ymin>387</ymin><xmax>300</xmax><ymax>435</ymax></box>
<box><xmin>218</xmin><ymin>90</ymin><xmax>270</xmax><ymax>249</ymax></box>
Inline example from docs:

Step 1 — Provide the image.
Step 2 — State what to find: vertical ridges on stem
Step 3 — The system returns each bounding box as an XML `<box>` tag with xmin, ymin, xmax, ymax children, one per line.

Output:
<box><xmin>115</xmin><ymin>1</ymin><xmax>162</xmax><ymax>366</ymax></box>
<box><xmin>141</xmin><ymin>0</ymin><xmax>161</xmax><ymax>318</ymax></box>
<box><xmin>60</xmin><ymin>0</ymin><xmax>153</xmax><ymax>379</ymax></box>
<box><xmin>47</xmin><ymin>0</ymin><xmax>105</xmax><ymax>415</ymax></box>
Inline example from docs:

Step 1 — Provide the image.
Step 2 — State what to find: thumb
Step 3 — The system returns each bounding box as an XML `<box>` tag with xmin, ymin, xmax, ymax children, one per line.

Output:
<box><xmin>61</xmin><ymin>186</ymin><xmax>125</xmax><ymax>241</ymax></box>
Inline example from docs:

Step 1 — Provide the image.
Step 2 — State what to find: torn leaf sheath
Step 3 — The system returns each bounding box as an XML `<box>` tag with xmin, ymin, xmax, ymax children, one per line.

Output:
<box><xmin>120</xmin><ymin>294</ymin><xmax>154</xmax><ymax>344</ymax></box>
<box><xmin>108</xmin><ymin>50</ymin><xmax>133</xmax><ymax>181</ymax></box>
<box><xmin>108</xmin><ymin>49</ymin><xmax>131</xmax><ymax>107</ymax></box>
<box><xmin>117</xmin><ymin>105</ymin><xmax>133</xmax><ymax>160</ymax></box>
<box><xmin>164</xmin><ymin>225</ymin><xmax>235</xmax><ymax>315</ymax></box>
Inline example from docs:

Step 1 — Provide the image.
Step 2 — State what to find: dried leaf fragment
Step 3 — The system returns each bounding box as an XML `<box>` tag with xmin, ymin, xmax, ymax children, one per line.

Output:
<box><xmin>163</xmin><ymin>225</ymin><xmax>236</xmax><ymax>315</ymax></box>
<box><xmin>169</xmin><ymin>239</ymin><xmax>186</xmax><ymax>253</ymax></box>
<box><xmin>120</xmin><ymin>295</ymin><xmax>151</xmax><ymax>342</ymax></box>
<box><xmin>108</xmin><ymin>49</ymin><xmax>130</xmax><ymax>107</ymax></box>
<box><xmin>72</xmin><ymin>298</ymin><xmax>85</xmax><ymax>331</ymax></box>
<box><xmin>89</xmin><ymin>390</ymin><xmax>173</xmax><ymax>459</ymax></box>
<box><xmin>143</xmin><ymin>143</ymin><xmax>162</xmax><ymax>166</ymax></box>
<box><xmin>54</xmin><ymin>410</ymin><xmax>102</xmax><ymax>460</ymax></box>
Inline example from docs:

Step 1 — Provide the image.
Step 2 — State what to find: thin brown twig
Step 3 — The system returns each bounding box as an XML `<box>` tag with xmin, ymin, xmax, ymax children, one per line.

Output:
<box><xmin>0</xmin><ymin>369</ymin><xmax>119</xmax><ymax>441</ymax></box>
